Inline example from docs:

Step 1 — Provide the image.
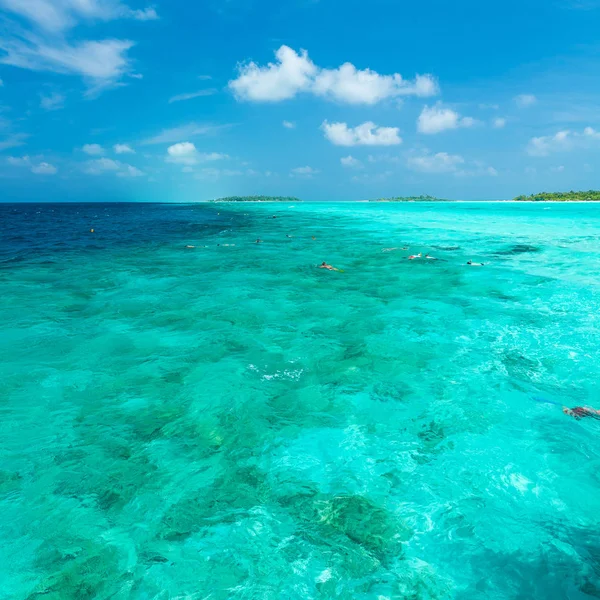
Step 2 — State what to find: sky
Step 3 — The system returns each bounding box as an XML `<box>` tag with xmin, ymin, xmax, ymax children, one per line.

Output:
<box><xmin>0</xmin><ymin>0</ymin><xmax>600</xmax><ymax>201</ymax></box>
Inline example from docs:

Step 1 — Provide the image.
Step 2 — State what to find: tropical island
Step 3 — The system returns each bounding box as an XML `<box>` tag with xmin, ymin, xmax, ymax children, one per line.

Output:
<box><xmin>211</xmin><ymin>196</ymin><xmax>302</xmax><ymax>202</ymax></box>
<box><xmin>513</xmin><ymin>190</ymin><xmax>600</xmax><ymax>202</ymax></box>
<box><xmin>369</xmin><ymin>195</ymin><xmax>446</xmax><ymax>202</ymax></box>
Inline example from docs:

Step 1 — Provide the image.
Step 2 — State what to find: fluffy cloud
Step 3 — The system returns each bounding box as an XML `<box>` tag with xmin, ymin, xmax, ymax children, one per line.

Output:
<box><xmin>118</xmin><ymin>164</ymin><xmax>144</xmax><ymax>177</ymax></box>
<box><xmin>407</xmin><ymin>151</ymin><xmax>497</xmax><ymax>177</ymax></box>
<box><xmin>229</xmin><ymin>45</ymin><xmax>438</xmax><ymax>104</ymax></box>
<box><xmin>417</xmin><ymin>104</ymin><xmax>476</xmax><ymax>134</ymax></box>
<box><xmin>166</xmin><ymin>142</ymin><xmax>228</xmax><ymax>166</ymax></box>
<box><xmin>82</xmin><ymin>143</ymin><xmax>104</xmax><ymax>156</ymax></box>
<box><xmin>515</xmin><ymin>94</ymin><xmax>537</xmax><ymax>108</ymax></box>
<box><xmin>322</xmin><ymin>121</ymin><xmax>402</xmax><ymax>146</ymax></box>
<box><xmin>283</xmin><ymin>120</ymin><xmax>296</xmax><ymax>129</ymax></box>
<box><xmin>340</xmin><ymin>155</ymin><xmax>362</xmax><ymax>168</ymax></box>
<box><xmin>40</xmin><ymin>91</ymin><xmax>65</xmax><ymax>110</ymax></box>
<box><xmin>113</xmin><ymin>143</ymin><xmax>134</xmax><ymax>154</ymax></box>
<box><xmin>526</xmin><ymin>126</ymin><xmax>600</xmax><ymax>156</ymax></box>
<box><xmin>290</xmin><ymin>166</ymin><xmax>319</xmax><ymax>177</ymax></box>
<box><xmin>492</xmin><ymin>117</ymin><xmax>506</xmax><ymax>128</ymax></box>
<box><xmin>84</xmin><ymin>157</ymin><xmax>143</xmax><ymax>176</ymax></box>
<box><xmin>7</xmin><ymin>155</ymin><xmax>57</xmax><ymax>174</ymax></box>
<box><xmin>0</xmin><ymin>1</ymin><xmax>157</xmax><ymax>88</ymax></box>
<box><xmin>31</xmin><ymin>161</ymin><xmax>57</xmax><ymax>174</ymax></box>
<box><xmin>129</xmin><ymin>7</ymin><xmax>159</xmax><ymax>21</ymax></box>
<box><xmin>313</xmin><ymin>64</ymin><xmax>438</xmax><ymax>105</ymax></box>
<box><xmin>168</xmin><ymin>89</ymin><xmax>217</xmax><ymax>103</ymax></box>
<box><xmin>407</xmin><ymin>151</ymin><xmax>465</xmax><ymax>173</ymax></box>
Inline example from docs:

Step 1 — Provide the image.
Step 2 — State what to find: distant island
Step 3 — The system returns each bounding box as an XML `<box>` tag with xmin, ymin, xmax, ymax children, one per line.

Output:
<box><xmin>211</xmin><ymin>196</ymin><xmax>302</xmax><ymax>202</ymax></box>
<box><xmin>369</xmin><ymin>195</ymin><xmax>446</xmax><ymax>202</ymax></box>
<box><xmin>514</xmin><ymin>190</ymin><xmax>600</xmax><ymax>202</ymax></box>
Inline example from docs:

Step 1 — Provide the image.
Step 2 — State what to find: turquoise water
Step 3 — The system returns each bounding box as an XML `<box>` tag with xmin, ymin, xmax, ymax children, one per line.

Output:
<box><xmin>1</xmin><ymin>201</ymin><xmax>600</xmax><ymax>599</ymax></box>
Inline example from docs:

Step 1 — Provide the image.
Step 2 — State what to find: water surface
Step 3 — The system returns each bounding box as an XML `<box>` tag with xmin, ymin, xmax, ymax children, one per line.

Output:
<box><xmin>1</xmin><ymin>201</ymin><xmax>599</xmax><ymax>599</ymax></box>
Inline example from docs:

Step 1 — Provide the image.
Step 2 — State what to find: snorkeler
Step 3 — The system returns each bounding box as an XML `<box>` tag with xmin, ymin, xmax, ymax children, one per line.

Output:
<box><xmin>255</xmin><ymin>238</ymin><xmax>262</xmax><ymax>244</ymax></box>
<box><xmin>563</xmin><ymin>406</ymin><xmax>600</xmax><ymax>420</ymax></box>
<box><xmin>425</xmin><ymin>254</ymin><xmax>437</xmax><ymax>260</ymax></box>
<box><xmin>467</xmin><ymin>261</ymin><xmax>484</xmax><ymax>266</ymax></box>
<box><xmin>185</xmin><ymin>245</ymin><xmax>196</xmax><ymax>248</ymax></box>
<box><xmin>408</xmin><ymin>253</ymin><xmax>422</xmax><ymax>260</ymax></box>
<box><xmin>319</xmin><ymin>261</ymin><xmax>339</xmax><ymax>271</ymax></box>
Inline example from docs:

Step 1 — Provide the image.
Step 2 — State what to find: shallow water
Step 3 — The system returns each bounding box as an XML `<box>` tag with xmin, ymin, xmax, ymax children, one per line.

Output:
<box><xmin>1</xmin><ymin>201</ymin><xmax>600</xmax><ymax>599</ymax></box>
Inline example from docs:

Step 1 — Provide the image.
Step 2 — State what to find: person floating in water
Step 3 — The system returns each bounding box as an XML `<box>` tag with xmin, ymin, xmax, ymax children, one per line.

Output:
<box><xmin>408</xmin><ymin>253</ymin><xmax>422</xmax><ymax>260</ymax></box>
<box><xmin>255</xmin><ymin>238</ymin><xmax>262</xmax><ymax>244</ymax></box>
<box><xmin>319</xmin><ymin>261</ymin><xmax>339</xmax><ymax>271</ymax></box>
<box><xmin>467</xmin><ymin>261</ymin><xmax>484</xmax><ymax>266</ymax></box>
<box><xmin>425</xmin><ymin>254</ymin><xmax>437</xmax><ymax>260</ymax></box>
<box><xmin>563</xmin><ymin>406</ymin><xmax>600</xmax><ymax>420</ymax></box>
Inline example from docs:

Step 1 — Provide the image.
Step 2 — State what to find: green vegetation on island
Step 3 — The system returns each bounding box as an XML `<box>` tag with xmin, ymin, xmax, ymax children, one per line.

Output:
<box><xmin>369</xmin><ymin>195</ymin><xmax>446</xmax><ymax>202</ymax></box>
<box><xmin>514</xmin><ymin>190</ymin><xmax>600</xmax><ymax>202</ymax></box>
<box><xmin>211</xmin><ymin>196</ymin><xmax>302</xmax><ymax>202</ymax></box>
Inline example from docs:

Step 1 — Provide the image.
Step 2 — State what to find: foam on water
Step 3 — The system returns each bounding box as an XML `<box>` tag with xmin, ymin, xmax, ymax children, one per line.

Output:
<box><xmin>1</xmin><ymin>202</ymin><xmax>599</xmax><ymax>599</ymax></box>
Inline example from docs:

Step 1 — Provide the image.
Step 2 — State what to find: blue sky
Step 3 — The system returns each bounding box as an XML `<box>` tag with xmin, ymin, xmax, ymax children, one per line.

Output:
<box><xmin>0</xmin><ymin>0</ymin><xmax>600</xmax><ymax>201</ymax></box>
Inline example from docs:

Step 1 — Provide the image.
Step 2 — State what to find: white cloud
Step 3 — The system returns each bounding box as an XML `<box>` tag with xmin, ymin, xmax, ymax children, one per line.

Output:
<box><xmin>0</xmin><ymin>37</ymin><xmax>135</xmax><ymax>89</ymax></box>
<box><xmin>0</xmin><ymin>133</ymin><xmax>29</xmax><ymax>151</ymax></box>
<box><xmin>515</xmin><ymin>94</ymin><xmax>537</xmax><ymax>108</ymax></box>
<box><xmin>84</xmin><ymin>157</ymin><xmax>120</xmax><ymax>173</ymax></box>
<box><xmin>340</xmin><ymin>155</ymin><xmax>362</xmax><ymax>168</ymax></box>
<box><xmin>82</xmin><ymin>143</ymin><xmax>104</xmax><ymax>156</ymax></box>
<box><xmin>322</xmin><ymin>121</ymin><xmax>401</xmax><ymax>146</ymax></box>
<box><xmin>141</xmin><ymin>122</ymin><xmax>226</xmax><ymax>145</ymax></box>
<box><xmin>313</xmin><ymin>64</ymin><xmax>438</xmax><ymax>105</ymax></box>
<box><xmin>128</xmin><ymin>7</ymin><xmax>158</xmax><ymax>21</ymax></box>
<box><xmin>118</xmin><ymin>164</ymin><xmax>144</xmax><ymax>177</ymax></box>
<box><xmin>168</xmin><ymin>89</ymin><xmax>217</xmax><ymax>103</ymax></box>
<box><xmin>7</xmin><ymin>155</ymin><xmax>57</xmax><ymax>174</ymax></box>
<box><xmin>527</xmin><ymin>130</ymin><xmax>571</xmax><ymax>156</ymax></box>
<box><xmin>229</xmin><ymin>45</ymin><xmax>438</xmax><ymax>104</ymax></box>
<box><xmin>492</xmin><ymin>117</ymin><xmax>506</xmax><ymax>129</ymax></box>
<box><xmin>40</xmin><ymin>91</ymin><xmax>65</xmax><ymax>110</ymax></box>
<box><xmin>551</xmin><ymin>165</ymin><xmax>565</xmax><ymax>173</ymax></box>
<box><xmin>0</xmin><ymin>1</ymin><xmax>157</xmax><ymax>88</ymax></box>
<box><xmin>166</xmin><ymin>142</ymin><xmax>198</xmax><ymax>165</ymax></box>
<box><xmin>83</xmin><ymin>157</ymin><xmax>143</xmax><ymax>177</ymax></box>
<box><xmin>417</xmin><ymin>104</ymin><xmax>476</xmax><ymax>134</ymax></box>
<box><xmin>0</xmin><ymin>0</ymin><xmax>158</xmax><ymax>32</ymax></box>
<box><xmin>7</xmin><ymin>155</ymin><xmax>31</xmax><ymax>167</ymax></box>
<box><xmin>113</xmin><ymin>143</ymin><xmax>134</xmax><ymax>154</ymax></box>
<box><xmin>290</xmin><ymin>165</ymin><xmax>319</xmax><ymax>177</ymax></box>
<box><xmin>31</xmin><ymin>161</ymin><xmax>57</xmax><ymax>174</ymax></box>
<box><xmin>166</xmin><ymin>142</ymin><xmax>228</xmax><ymax>166</ymax></box>
<box><xmin>283</xmin><ymin>120</ymin><xmax>296</xmax><ymax>129</ymax></box>
<box><xmin>407</xmin><ymin>151</ymin><xmax>465</xmax><ymax>173</ymax></box>
<box><xmin>230</xmin><ymin>46</ymin><xmax>317</xmax><ymax>102</ymax></box>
